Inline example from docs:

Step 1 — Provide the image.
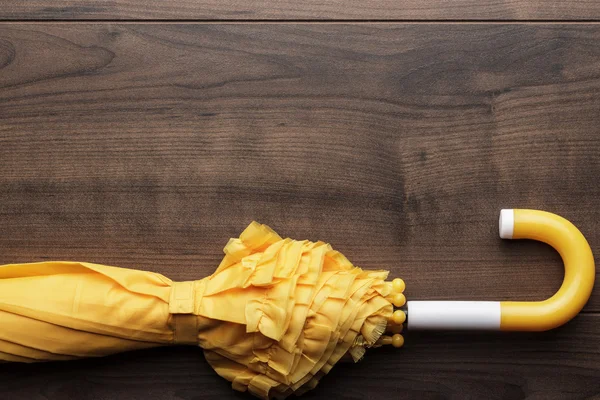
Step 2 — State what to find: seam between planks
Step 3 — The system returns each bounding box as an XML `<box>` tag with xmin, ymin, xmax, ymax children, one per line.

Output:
<box><xmin>3</xmin><ymin>19</ymin><xmax>600</xmax><ymax>24</ymax></box>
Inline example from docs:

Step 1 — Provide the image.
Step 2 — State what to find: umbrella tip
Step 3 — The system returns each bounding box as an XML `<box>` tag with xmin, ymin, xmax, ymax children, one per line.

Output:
<box><xmin>390</xmin><ymin>310</ymin><xmax>406</xmax><ymax>325</ymax></box>
<box><xmin>376</xmin><ymin>334</ymin><xmax>405</xmax><ymax>348</ymax></box>
<box><xmin>386</xmin><ymin>278</ymin><xmax>407</xmax><ymax>306</ymax></box>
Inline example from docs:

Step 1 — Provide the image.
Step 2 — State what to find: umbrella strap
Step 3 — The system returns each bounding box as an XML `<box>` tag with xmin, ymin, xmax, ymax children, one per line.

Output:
<box><xmin>173</xmin><ymin>314</ymin><xmax>199</xmax><ymax>345</ymax></box>
<box><xmin>170</xmin><ymin>281</ymin><xmax>199</xmax><ymax>345</ymax></box>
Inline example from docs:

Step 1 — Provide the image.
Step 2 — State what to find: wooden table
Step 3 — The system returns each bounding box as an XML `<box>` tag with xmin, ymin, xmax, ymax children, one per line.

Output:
<box><xmin>1</xmin><ymin>2</ymin><xmax>599</xmax><ymax>399</ymax></box>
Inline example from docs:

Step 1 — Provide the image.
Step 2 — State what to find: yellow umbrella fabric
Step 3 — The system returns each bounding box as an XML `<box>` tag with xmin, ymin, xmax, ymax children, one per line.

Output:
<box><xmin>0</xmin><ymin>221</ymin><xmax>399</xmax><ymax>398</ymax></box>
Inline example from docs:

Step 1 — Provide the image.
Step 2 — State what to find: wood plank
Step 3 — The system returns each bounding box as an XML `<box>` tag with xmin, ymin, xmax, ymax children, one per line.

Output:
<box><xmin>0</xmin><ymin>313</ymin><xmax>598</xmax><ymax>399</ymax></box>
<box><xmin>0</xmin><ymin>24</ymin><xmax>599</xmax><ymax>316</ymax></box>
<box><xmin>2</xmin><ymin>1</ymin><xmax>600</xmax><ymax>21</ymax></box>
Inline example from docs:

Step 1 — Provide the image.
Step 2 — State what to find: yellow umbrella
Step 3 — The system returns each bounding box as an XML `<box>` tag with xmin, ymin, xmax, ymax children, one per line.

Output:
<box><xmin>0</xmin><ymin>209</ymin><xmax>594</xmax><ymax>399</ymax></box>
<box><xmin>0</xmin><ymin>220</ymin><xmax>403</xmax><ymax>398</ymax></box>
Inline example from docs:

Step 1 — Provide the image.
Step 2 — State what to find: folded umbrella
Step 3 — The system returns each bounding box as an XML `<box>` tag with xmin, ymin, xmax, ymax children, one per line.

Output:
<box><xmin>0</xmin><ymin>209</ymin><xmax>594</xmax><ymax>399</ymax></box>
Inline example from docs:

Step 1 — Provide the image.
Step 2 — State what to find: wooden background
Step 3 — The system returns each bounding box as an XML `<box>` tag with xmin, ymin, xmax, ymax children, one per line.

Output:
<box><xmin>1</xmin><ymin>2</ymin><xmax>599</xmax><ymax>399</ymax></box>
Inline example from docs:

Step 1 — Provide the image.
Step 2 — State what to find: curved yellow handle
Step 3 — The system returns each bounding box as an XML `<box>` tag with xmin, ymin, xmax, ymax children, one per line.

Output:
<box><xmin>500</xmin><ymin>209</ymin><xmax>595</xmax><ymax>331</ymax></box>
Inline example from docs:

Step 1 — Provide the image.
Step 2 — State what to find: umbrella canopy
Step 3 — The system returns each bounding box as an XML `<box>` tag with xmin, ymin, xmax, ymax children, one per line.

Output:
<box><xmin>0</xmin><ymin>221</ymin><xmax>404</xmax><ymax>399</ymax></box>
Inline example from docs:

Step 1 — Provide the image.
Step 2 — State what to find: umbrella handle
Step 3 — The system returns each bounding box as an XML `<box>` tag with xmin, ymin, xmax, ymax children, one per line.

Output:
<box><xmin>406</xmin><ymin>209</ymin><xmax>595</xmax><ymax>331</ymax></box>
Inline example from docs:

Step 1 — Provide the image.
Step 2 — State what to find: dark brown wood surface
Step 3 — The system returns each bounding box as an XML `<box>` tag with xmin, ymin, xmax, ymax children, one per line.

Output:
<box><xmin>3</xmin><ymin>1</ymin><xmax>600</xmax><ymax>20</ymax></box>
<box><xmin>0</xmin><ymin>21</ymin><xmax>599</xmax><ymax>400</ymax></box>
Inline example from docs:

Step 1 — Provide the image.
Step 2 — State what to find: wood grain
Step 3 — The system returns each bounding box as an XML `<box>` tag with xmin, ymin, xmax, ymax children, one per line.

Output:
<box><xmin>1</xmin><ymin>24</ymin><xmax>599</xmax><ymax>310</ymax></box>
<box><xmin>3</xmin><ymin>0</ymin><xmax>600</xmax><ymax>20</ymax></box>
<box><xmin>0</xmin><ymin>314</ymin><xmax>598</xmax><ymax>399</ymax></box>
<box><xmin>0</xmin><ymin>23</ymin><xmax>599</xmax><ymax>399</ymax></box>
